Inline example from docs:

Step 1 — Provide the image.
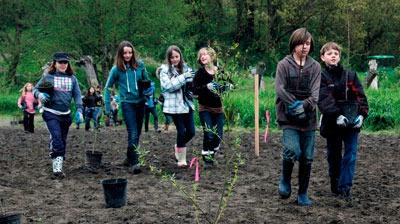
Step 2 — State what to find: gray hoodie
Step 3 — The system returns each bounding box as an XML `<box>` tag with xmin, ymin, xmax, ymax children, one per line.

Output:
<box><xmin>275</xmin><ymin>54</ymin><xmax>321</xmax><ymax>131</ymax></box>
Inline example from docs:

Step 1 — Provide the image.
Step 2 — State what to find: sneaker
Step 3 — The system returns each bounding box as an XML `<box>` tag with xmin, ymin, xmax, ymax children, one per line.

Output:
<box><xmin>340</xmin><ymin>190</ymin><xmax>352</xmax><ymax>202</ymax></box>
<box><xmin>131</xmin><ymin>164</ymin><xmax>142</xmax><ymax>174</ymax></box>
<box><xmin>52</xmin><ymin>172</ymin><xmax>66</xmax><ymax>179</ymax></box>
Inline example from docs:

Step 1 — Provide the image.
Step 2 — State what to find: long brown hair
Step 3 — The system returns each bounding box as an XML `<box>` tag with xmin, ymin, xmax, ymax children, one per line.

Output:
<box><xmin>289</xmin><ymin>28</ymin><xmax>314</xmax><ymax>54</ymax></box>
<box><xmin>165</xmin><ymin>45</ymin><xmax>185</xmax><ymax>75</ymax></box>
<box><xmin>115</xmin><ymin>40</ymin><xmax>138</xmax><ymax>72</ymax></box>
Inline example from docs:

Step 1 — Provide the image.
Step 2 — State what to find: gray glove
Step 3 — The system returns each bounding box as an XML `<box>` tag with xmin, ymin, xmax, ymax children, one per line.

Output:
<box><xmin>38</xmin><ymin>93</ymin><xmax>50</xmax><ymax>103</ymax></box>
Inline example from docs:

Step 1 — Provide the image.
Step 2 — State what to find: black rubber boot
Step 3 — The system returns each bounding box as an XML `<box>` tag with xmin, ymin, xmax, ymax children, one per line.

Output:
<box><xmin>330</xmin><ymin>177</ymin><xmax>339</xmax><ymax>195</ymax></box>
<box><xmin>126</xmin><ymin>146</ymin><xmax>141</xmax><ymax>174</ymax></box>
<box><xmin>297</xmin><ymin>163</ymin><xmax>312</xmax><ymax>206</ymax></box>
<box><xmin>278</xmin><ymin>160</ymin><xmax>294</xmax><ymax>199</ymax></box>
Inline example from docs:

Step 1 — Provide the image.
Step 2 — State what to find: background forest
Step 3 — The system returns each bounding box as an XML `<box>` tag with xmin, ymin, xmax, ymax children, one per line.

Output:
<box><xmin>0</xmin><ymin>0</ymin><xmax>399</xmax><ymax>133</ymax></box>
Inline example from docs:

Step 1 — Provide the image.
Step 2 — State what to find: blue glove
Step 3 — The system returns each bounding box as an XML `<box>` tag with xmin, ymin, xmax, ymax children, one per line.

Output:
<box><xmin>75</xmin><ymin>111</ymin><xmax>84</xmax><ymax>124</ymax></box>
<box><xmin>288</xmin><ymin>101</ymin><xmax>304</xmax><ymax>115</ymax></box>
<box><xmin>353</xmin><ymin>115</ymin><xmax>364</xmax><ymax>128</ymax></box>
<box><xmin>336</xmin><ymin>115</ymin><xmax>349</xmax><ymax>127</ymax></box>
<box><xmin>143</xmin><ymin>86</ymin><xmax>154</xmax><ymax>96</ymax></box>
<box><xmin>38</xmin><ymin>93</ymin><xmax>50</xmax><ymax>103</ymax></box>
<box><xmin>20</xmin><ymin>105</ymin><xmax>27</xmax><ymax>110</ymax></box>
<box><xmin>34</xmin><ymin>105</ymin><xmax>39</xmax><ymax>110</ymax></box>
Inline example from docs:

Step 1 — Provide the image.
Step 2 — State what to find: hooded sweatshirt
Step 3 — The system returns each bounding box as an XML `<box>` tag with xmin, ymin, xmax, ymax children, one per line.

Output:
<box><xmin>275</xmin><ymin>54</ymin><xmax>321</xmax><ymax>131</ymax></box>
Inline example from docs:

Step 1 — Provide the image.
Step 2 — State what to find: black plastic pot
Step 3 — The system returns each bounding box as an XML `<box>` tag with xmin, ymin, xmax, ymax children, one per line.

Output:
<box><xmin>102</xmin><ymin>178</ymin><xmax>128</xmax><ymax>208</ymax></box>
<box><xmin>85</xmin><ymin>151</ymin><xmax>103</xmax><ymax>169</ymax></box>
<box><xmin>0</xmin><ymin>213</ymin><xmax>22</xmax><ymax>224</ymax></box>
<box><xmin>337</xmin><ymin>100</ymin><xmax>359</xmax><ymax>126</ymax></box>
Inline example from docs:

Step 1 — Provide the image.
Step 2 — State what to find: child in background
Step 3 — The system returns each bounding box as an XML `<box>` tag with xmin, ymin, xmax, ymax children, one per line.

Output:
<box><xmin>34</xmin><ymin>51</ymin><xmax>83</xmax><ymax>179</ymax></box>
<box><xmin>318</xmin><ymin>42</ymin><xmax>369</xmax><ymax>201</ymax></box>
<box><xmin>82</xmin><ymin>86</ymin><xmax>99</xmax><ymax>131</ymax></box>
<box><xmin>144</xmin><ymin>82</ymin><xmax>161</xmax><ymax>133</ymax></box>
<box><xmin>275</xmin><ymin>28</ymin><xmax>321</xmax><ymax>206</ymax></box>
<box><xmin>17</xmin><ymin>82</ymin><xmax>42</xmax><ymax>133</ymax></box>
<box><xmin>192</xmin><ymin>47</ymin><xmax>233</xmax><ymax>167</ymax></box>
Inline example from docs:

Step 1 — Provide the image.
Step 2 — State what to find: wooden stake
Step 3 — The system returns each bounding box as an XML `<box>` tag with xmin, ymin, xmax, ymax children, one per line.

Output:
<box><xmin>254</xmin><ymin>74</ymin><xmax>259</xmax><ymax>157</ymax></box>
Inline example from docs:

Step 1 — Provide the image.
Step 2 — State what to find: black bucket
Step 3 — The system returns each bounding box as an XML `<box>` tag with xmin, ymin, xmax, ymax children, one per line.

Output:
<box><xmin>0</xmin><ymin>213</ymin><xmax>22</xmax><ymax>224</ymax></box>
<box><xmin>85</xmin><ymin>151</ymin><xmax>103</xmax><ymax>169</ymax></box>
<box><xmin>102</xmin><ymin>178</ymin><xmax>128</xmax><ymax>208</ymax></box>
<box><xmin>337</xmin><ymin>100</ymin><xmax>359</xmax><ymax>126</ymax></box>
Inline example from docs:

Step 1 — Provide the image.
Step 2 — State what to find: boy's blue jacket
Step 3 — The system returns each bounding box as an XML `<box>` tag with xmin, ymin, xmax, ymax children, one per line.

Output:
<box><xmin>104</xmin><ymin>60</ymin><xmax>150</xmax><ymax>112</ymax></box>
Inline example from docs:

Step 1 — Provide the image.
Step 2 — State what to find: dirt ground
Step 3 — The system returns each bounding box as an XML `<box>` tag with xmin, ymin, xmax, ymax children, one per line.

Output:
<box><xmin>0</xmin><ymin>119</ymin><xmax>399</xmax><ymax>224</ymax></box>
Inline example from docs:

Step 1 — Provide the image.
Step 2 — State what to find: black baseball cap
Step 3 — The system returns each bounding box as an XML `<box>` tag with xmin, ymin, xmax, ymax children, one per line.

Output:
<box><xmin>53</xmin><ymin>52</ymin><xmax>70</xmax><ymax>62</ymax></box>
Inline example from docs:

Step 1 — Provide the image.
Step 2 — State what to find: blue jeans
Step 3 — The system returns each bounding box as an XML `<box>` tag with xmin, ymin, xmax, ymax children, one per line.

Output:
<box><xmin>282</xmin><ymin>129</ymin><xmax>315</xmax><ymax>164</ymax></box>
<box><xmin>121</xmin><ymin>102</ymin><xmax>145</xmax><ymax>148</ymax></box>
<box><xmin>85</xmin><ymin>107</ymin><xmax>98</xmax><ymax>130</ymax></box>
<box><xmin>42</xmin><ymin>111</ymin><xmax>72</xmax><ymax>159</ymax></box>
<box><xmin>199</xmin><ymin>111</ymin><xmax>224</xmax><ymax>152</ymax></box>
<box><xmin>170</xmin><ymin>111</ymin><xmax>195</xmax><ymax>148</ymax></box>
<box><xmin>326</xmin><ymin>130</ymin><xmax>359</xmax><ymax>191</ymax></box>
<box><xmin>144</xmin><ymin>106</ymin><xmax>159</xmax><ymax>131</ymax></box>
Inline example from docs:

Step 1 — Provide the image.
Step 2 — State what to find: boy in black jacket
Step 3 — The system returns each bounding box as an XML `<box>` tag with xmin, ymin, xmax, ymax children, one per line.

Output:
<box><xmin>318</xmin><ymin>42</ymin><xmax>369</xmax><ymax>201</ymax></box>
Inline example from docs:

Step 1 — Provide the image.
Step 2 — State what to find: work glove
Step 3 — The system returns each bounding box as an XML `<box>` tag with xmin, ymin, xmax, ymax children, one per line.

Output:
<box><xmin>75</xmin><ymin>111</ymin><xmax>84</xmax><ymax>124</ymax></box>
<box><xmin>34</xmin><ymin>105</ymin><xmax>39</xmax><ymax>110</ymax></box>
<box><xmin>143</xmin><ymin>86</ymin><xmax>154</xmax><ymax>96</ymax></box>
<box><xmin>288</xmin><ymin>101</ymin><xmax>304</xmax><ymax>115</ymax></box>
<box><xmin>224</xmin><ymin>83</ymin><xmax>234</xmax><ymax>91</ymax></box>
<box><xmin>206</xmin><ymin>82</ymin><xmax>222</xmax><ymax>92</ymax></box>
<box><xmin>336</xmin><ymin>115</ymin><xmax>349</xmax><ymax>127</ymax></box>
<box><xmin>353</xmin><ymin>115</ymin><xmax>364</xmax><ymax>128</ymax></box>
<box><xmin>20</xmin><ymin>105</ymin><xmax>27</xmax><ymax>110</ymax></box>
<box><xmin>38</xmin><ymin>93</ymin><xmax>50</xmax><ymax>103</ymax></box>
<box><xmin>183</xmin><ymin>72</ymin><xmax>195</xmax><ymax>81</ymax></box>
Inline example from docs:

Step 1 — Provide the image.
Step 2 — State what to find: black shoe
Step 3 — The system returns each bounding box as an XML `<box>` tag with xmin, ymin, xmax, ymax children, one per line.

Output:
<box><xmin>52</xmin><ymin>172</ymin><xmax>66</xmax><ymax>179</ymax></box>
<box><xmin>330</xmin><ymin>177</ymin><xmax>339</xmax><ymax>195</ymax></box>
<box><xmin>340</xmin><ymin>190</ymin><xmax>352</xmax><ymax>202</ymax></box>
<box><xmin>131</xmin><ymin>164</ymin><xmax>142</xmax><ymax>174</ymax></box>
<box><xmin>122</xmin><ymin>158</ymin><xmax>130</xmax><ymax>167</ymax></box>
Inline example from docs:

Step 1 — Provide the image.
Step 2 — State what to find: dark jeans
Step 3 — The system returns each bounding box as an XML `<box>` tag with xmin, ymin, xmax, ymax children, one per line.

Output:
<box><xmin>85</xmin><ymin>107</ymin><xmax>98</xmax><ymax>130</ymax></box>
<box><xmin>121</xmin><ymin>102</ymin><xmax>145</xmax><ymax>148</ymax></box>
<box><xmin>199</xmin><ymin>111</ymin><xmax>224</xmax><ymax>152</ymax></box>
<box><xmin>23</xmin><ymin>111</ymin><xmax>35</xmax><ymax>133</ymax></box>
<box><xmin>326</xmin><ymin>130</ymin><xmax>359</xmax><ymax>191</ymax></box>
<box><xmin>170</xmin><ymin>111</ymin><xmax>195</xmax><ymax>148</ymax></box>
<box><xmin>42</xmin><ymin>111</ymin><xmax>72</xmax><ymax>159</ymax></box>
<box><xmin>144</xmin><ymin>106</ymin><xmax>159</xmax><ymax>131</ymax></box>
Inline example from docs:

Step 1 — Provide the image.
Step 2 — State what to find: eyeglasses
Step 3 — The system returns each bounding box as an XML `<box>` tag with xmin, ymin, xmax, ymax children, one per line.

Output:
<box><xmin>58</xmin><ymin>61</ymin><xmax>69</xmax><ymax>64</ymax></box>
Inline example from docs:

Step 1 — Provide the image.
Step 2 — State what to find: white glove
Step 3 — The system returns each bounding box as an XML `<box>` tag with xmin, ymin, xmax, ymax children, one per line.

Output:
<box><xmin>225</xmin><ymin>83</ymin><xmax>234</xmax><ymax>90</ymax></box>
<box><xmin>207</xmin><ymin>82</ymin><xmax>216</xmax><ymax>91</ymax></box>
<box><xmin>336</xmin><ymin>115</ymin><xmax>349</xmax><ymax>127</ymax></box>
<box><xmin>183</xmin><ymin>72</ymin><xmax>194</xmax><ymax>79</ymax></box>
<box><xmin>38</xmin><ymin>93</ymin><xmax>50</xmax><ymax>103</ymax></box>
<box><xmin>353</xmin><ymin>115</ymin><xmax>364</xmax><ymax>128</ymax></box>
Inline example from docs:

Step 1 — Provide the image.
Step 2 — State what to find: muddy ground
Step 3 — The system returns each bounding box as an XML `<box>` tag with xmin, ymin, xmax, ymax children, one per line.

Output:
<box><xmin>0</xmin><ymin>119</ymin><xmax>399</xmax><ymax>223</ymax></box>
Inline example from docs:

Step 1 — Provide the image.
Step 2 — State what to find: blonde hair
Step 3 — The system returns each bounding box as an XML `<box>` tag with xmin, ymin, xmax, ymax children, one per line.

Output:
<box><xmin>20</xmin><ymin>82</ymin><xmax>33</xmax><ymax>96</ymax></box>
<box><xmin>320</xmin><ymin>42</ymin><xmax>342</xmax><ymax>56</ymax></box>
<box><xmin>196</xmin><ymin>47</ymin><xmax>216</xmax><ymax>65</ymax></box>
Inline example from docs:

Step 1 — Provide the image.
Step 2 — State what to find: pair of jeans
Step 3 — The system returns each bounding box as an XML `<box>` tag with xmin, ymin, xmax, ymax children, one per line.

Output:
<box><xmin>85</xmin><ymin>107</ymin><xmax>98</xmax><ymax>130</ymax></box>
<box><xmin>42</xmin><ymin>111</ymin><xmax>72</xmax><ymax>159</ymax></box>
<box><xmin>144</xmin><ymin>107</ymin><xmax>159</xmax><ymax>131</ymax></box>
<box><xmin>170</xmin><ymin>111</ymin><xmax>195</xmax><ymax>148</ymax></box>
<box><xmin>326</xmin><ymin>130</ymin><xmax>358</xmax><ymax>191</ymax></box>
<box><xmin>199</xmin><ymin>111</ymin><xmax>224</xmax><ymax>153</ymax></box>
<box><xmin>121</xmin><ymin>102</ymin><xmax>145</xmax><ymax>148</ymax></box>
<box><xmin>282</xmin><ymin>129</ymin><xmax>315</xmax><ymax>165</ymax></box>
<box><xmin>23</xmin><ymin>111</ymin><xmax>35</xmax><ymax>133</ymax></box>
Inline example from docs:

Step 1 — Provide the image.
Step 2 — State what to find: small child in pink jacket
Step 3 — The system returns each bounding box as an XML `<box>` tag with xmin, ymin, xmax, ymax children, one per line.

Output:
<box><xmin>18</xmin><ymin>82</ymin><xmax>42</xmax><ymax>133</ymax></box>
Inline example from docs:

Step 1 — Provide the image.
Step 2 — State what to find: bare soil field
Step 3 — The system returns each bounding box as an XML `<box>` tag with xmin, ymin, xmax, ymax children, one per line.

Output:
<box><xmin>0</xmin><ymin>120</ymin><xmax>399</xmax><ymax>223</ymax></box>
